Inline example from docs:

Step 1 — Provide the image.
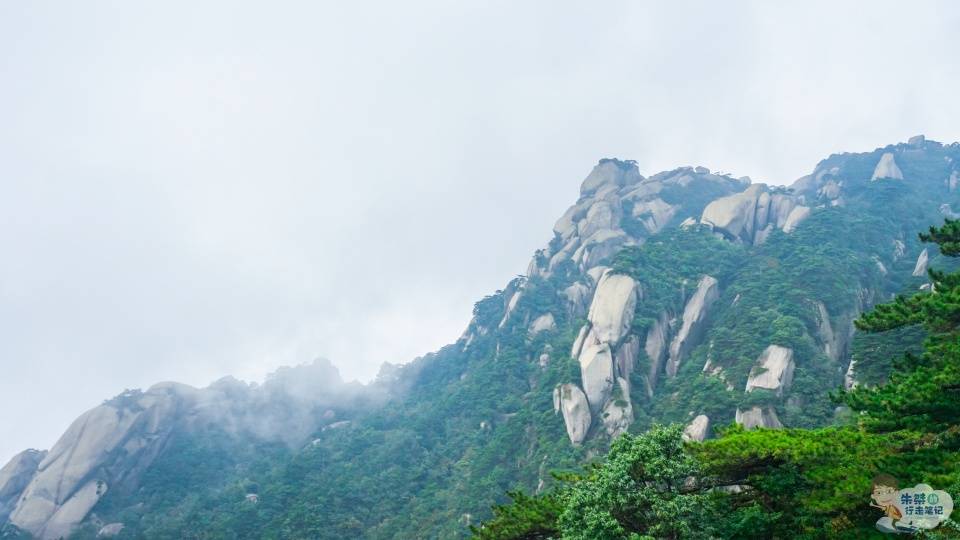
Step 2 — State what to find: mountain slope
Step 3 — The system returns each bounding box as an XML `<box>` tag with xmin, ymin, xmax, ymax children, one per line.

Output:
<box><xmin>3</xmin><ymin>135</ymin><xmax>959</xmax><ymax>539</ymax></box>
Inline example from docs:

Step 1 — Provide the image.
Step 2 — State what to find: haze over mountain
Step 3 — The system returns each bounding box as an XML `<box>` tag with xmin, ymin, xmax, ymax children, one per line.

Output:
<box><xmin>3</xmin><ymin>0</ymin><xmax>960</xmax><ymax>488</ymax></box>
<box><xmin>3</xmin><ymin>134</ymin><xmax>960</xmax><ymax>538</ymax></box>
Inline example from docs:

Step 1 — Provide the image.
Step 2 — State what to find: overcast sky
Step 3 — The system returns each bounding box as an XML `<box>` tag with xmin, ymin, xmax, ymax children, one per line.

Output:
<box><xmin>2</xmin><ymin>1</ymin><xmax>959</xmax><ymax>465</ymax></box>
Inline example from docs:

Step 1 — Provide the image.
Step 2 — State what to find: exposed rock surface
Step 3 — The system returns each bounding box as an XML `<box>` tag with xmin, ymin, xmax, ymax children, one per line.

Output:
<box><xmin>562</xmin><ymin>282</ymin><xmax>591</xmax><ymax>317</ymax></box>
<box><xmin>782</xmin><ymin>206</ymin><xmax>811</xmax><ymax>234</ymax></box>
<box><xmin>643</xmin><ymin>311</ymin><xmax>670</xmax><ymax>396</ymax></box>
<box><xmin>871</xmin><ymin>152</ymin><xmax>904</xmax><ymax>180</ymax></box>
<box><xmin>6</xmin><ymin>360</ymin><xmax>367</xmax><ymax>539</ymax></box>
<box><xmin>587</xmin><ymin>273</ymin><xmax>639</xmax><ymax>345</ymax></box>
<box><xmin>735</xmin><ymin>406</ymin><xmax>783</xmax><ymax>429</ymax></box>
<box><xmin>528</xmin><ymin>313</ymin><xmax>556</xmax><ymax>335</ymax></box>
<box><xmin>913</xmin><ymin>248</ymin><xmax>929</xmax><ymax>277</ymax></box>
<box><xmin>667</xmin><ymin>276</ymin><xmax>720</xmax><ymax>377</ymax></box>
<box><xmin>682</xmin><ymin>415</ymin><xmax>711</xmax><ymax>442</ymax></box>
<box><xmin>600</xmin><ymin>378</ymin><xmax>633</xmax><ymax>437</ymax></box>
<box><xmin>553</xmin><ymin>384</ymin><xmax>591</xmax><ymax>445</ymax></box>
<box><xmin>498</xmin><ymin>290</ymin><xmax>522</xmax><ymax>328</ymax></box>
<box><xmin>9</xmin><ymin>386</ymin><xmax>183</xmax><ymax>539</ymax></box>
<box><xmin>614</xmin><ymin>336</ymin><xmax>640</xmax><ymax>390</ymax></box>
<box><xmin>98</xmin><ymin>522</ymin><xmax>125</xmax><ymax>537</ymax></box>
<box><xmin>530</xmin><ymin>160</ymin><xmax>747</xmax><ymax>278</ymax></box>
<box><xmin>700</xmin><ymin>185</ymin><xmax>808</xmax><ymax>244</ymax></box>
<box><xmin>578</xmin><ymin>343</ymin><xmax>615</xmax><ymax>414</ymax></box>
<box><xmin>745</xmin><ymin>345</ymin><xmax>795</xmax><ymax>397</ymax></box>
<box><xmin>0</xmin><ymin>450</ymin><xmax>46</xmax><ymax>521</ymax></box>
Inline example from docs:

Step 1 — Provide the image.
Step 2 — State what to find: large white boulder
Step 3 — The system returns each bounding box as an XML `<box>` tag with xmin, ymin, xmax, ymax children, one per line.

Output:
<box><xmin>571</xmin><ymin>324</ymin><xmax>592</xmax><ymax>360</ymax></box>
<box><xmin>735</xmin><ymin>406</ymin><xmax>783</xmax><ymax>429</ymax></box>
<box><xmin>667</xmin><ymin>276</ymin><xmax>720</xmax><ymax>377</ymax></box>
<box><xmin>913</xmin><ymin>248</ymin><xmax>929</xmax><ymax>277</ymax></box>
<box><xmin>0</xmin><ymin>449</ymin><xmax>46</xmax><ymax>520</ymax></box>
<box><xmin>600</xmin><ymin>378</ymin><xmax>633</xmax><ymax>438</ymax></box>
<box><xmin>630</xmin><ymin>198</ymin><xmax>679</xmax><ymax>234</ymax></box>
<box><xmin>844</xmin><ymin>358</ymin><xmax>858</xmax><ymax>390</ymax></box>
<box><xmin>682</xmin><ymin>415</ymin><xmax>711</xmax><ymax>442</ymax></box>
<box><xmin>498</xmin><ymin>290</ymin><xmax>522</xmax><ymax>328</ymax></box>
<box><xmin>553</xmin><ymin>199</ymin><xmax>593</xmax><ymax>241</ymax></box>
<box><xmin>700</xmin><ymin>185</ymin><xmax>806</xmax><ymax>243</ymax></box>
<box><xmin>553</xmin><ymin>384</ymin><xmax>592</xmax><ymax>445</ymax></box>
<box><xmin>577</xmin><ymin>200</ymin><xmax>619</xmax><ymax>239</ymax></box>
<box><xmin>574</xmin><ymin>229</ymin><xmax>633</xmax><ymax>269</ymax></box>
<box><xmin>871</xmin><ymin>152</ymin><xmax>904</xmax><ymax>180</ymax></box>
<box><xmin>587</xmin><ymin>273</ymin><xmax>640</xmax><ymax>345</ymax></box>
<box><xmin>580</xmin><ymin>159</ymin><xmax>642</xmax><ymax>196</ymax></box>
<box><xmin>614</xmin><ymin>335</ymin><xmax>640</xmax><ymax>387</ymax></box>
<box><xmin>586</xmin><ymin>266</ymin><xmax>610</xmax><ymax>286</ymax></box>
<box><xmin>643</xmin><ymin>311</ymin><xmax>670</xmax><ymax>397</ymax></box>
<box><xmin>813</xmin><ymin>301</ymin><xmax>838</xmax><ymax>362</ymax></box>
<box><xmin>578</xmin><ymin>343</ymin><xmax>615</xmax><ymax>413</ymax></box>
<box><xmin>700</xmin><ymin>184</ymin><xmax>765</xmax><ymax>242</ymax></box>
<box><xmin>9</xmin><ymin>387</ymin><xmax>182</xmax><ymax>539</ymax></box>
<box><xmin>528</xmin><ymin>313</ymin><xmax>556</xmax><ymax>335</ymax></box>
<box><xmin>562</xmin><ymin>282</ymin><xmax>591</xmax><ymax>317</ymax></box>
<box><xmin>745</xmin><ymin>345</ymin><xmax>795</xmax><ymax>397</ymax></box>
<box><xmin>781</xmin><ymin>205</ymin><xmax>811</xmax><ymax>234</ymax></box>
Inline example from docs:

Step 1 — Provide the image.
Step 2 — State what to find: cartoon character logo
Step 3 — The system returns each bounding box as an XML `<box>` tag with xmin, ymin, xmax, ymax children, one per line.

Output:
<box><xmin>870</xmin><ymin>475</ymin><xmax>954</xmax><ymax>533</ymax></box>
<box><xmin>871</xmin><ymin>474</ymin><xmax>903</xmax><ymax>533</ymax></box>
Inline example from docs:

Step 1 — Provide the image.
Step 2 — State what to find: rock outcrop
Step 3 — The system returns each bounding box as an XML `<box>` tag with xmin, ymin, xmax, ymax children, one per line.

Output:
<box><xmin>682</xmin><ymin>415</ymin><xmax>710</xmax><ymax>442</ymax></box>
<box><xmin>667</xmin><ymin>276</ymin><xmax>719</xmax><ymax>377</ymax></box>
<box><xmin>578</xmin><ymin>343</ymin><xmax>616</xmax><ymax>414</ymax></box>
<box><xmin>562</xmin><ymin>282</ymin><xmax>591</xmax><ymax>317</ymax></box>
<box><xmin>700</xmin><ymin>184</ymin><xmax>809</xmax><ymax>244</ymax></box>
<box><xmin>528</xmin><ymin>160</ymin><xmax>747</xmax><ymax>278</ymax></box>
<box><xmin>528</xmin><ymin>313</ymin><xmax>556</xmax><ymax>335</ymax></box>
<box><xmin>586</xmin><ymin>272</ymin><xmax>640</xmax><ymax>345</ymax></box>
<box><xmin>9</xmin><ymin>386</ymin><xmax>184</xmax><ymax>540</ymax></box>
<box><xmin>745</xmin><ymin>345</ymin><xmax>795</xmax><ymax>397</ymax></box>
<box><xmin>643</xmin><ymin>311</ymin><xmax>670</xmax><ymax>396</ymax></box>
<box><xmin>5</xmin><ymin>360</ymin><xmax>366</xmax><ymax>539</ymax></box>
<box><xmin>553</xmin><ymin>384</ymin><xmax>591</xmax><ymax>445</ymax></box>
<box><xmin>735</xmin><ymin>406</ymin><xmax>783</xmax><ymax>429</ymax></box>
<box><xmin>600</xmin><ymin>378</ymin><xmax>633</xmax><ymax>438</ymax></box>
<box><xmin>614</xmin><ymin>336</ymin><xmax>640</xmax><ymax>390</ymax></box>
<box><xmin>913</xmin><ymin>248</ymin><xmax>929</xmax><ymax>277</ymax></box>
<box><xmin>0</xmin><ymin>450</ymin><xmax>46</xmax><ymax>522</ymax></box>
<box><xmin>871</xmin><ymin>152</ymin><xmax>904</xmax><ymax>180</ymax></box>
<box><xmin>568</xmin><ymin>271</ymin><xmax>641</xmax><ymax>416</ymax></box>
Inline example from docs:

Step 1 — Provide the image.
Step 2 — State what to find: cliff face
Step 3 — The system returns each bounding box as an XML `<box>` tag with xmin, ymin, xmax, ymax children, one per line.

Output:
<box><xmin>2</xmin><ymin>360</ymin><xmax>379</xmax><ymax>539</ymax></box>
<box><xmin>4</xmin><ymin>136</ymin><xmax>958</xmax><ymax>539</ymax></box>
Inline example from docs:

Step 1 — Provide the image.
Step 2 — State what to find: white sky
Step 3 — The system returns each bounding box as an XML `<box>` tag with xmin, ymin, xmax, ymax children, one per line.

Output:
<box><xmin>2</xmin><ymin>1</ymin><xmax>959</xmax><ymax>465</ymax></box>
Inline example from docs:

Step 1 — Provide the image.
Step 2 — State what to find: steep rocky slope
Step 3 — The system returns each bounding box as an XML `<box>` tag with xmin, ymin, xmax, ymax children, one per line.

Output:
<box><xmin>3</xmin><ymin>136</ymin><xmax>959</xmax><ymax>539</ymax></box>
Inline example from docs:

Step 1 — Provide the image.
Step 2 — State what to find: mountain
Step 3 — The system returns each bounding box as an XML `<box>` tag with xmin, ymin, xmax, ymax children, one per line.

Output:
<box><xmin>3</xmin><ymin>135</ymin><xmax>958</xmax><ymax>539</ymax></box>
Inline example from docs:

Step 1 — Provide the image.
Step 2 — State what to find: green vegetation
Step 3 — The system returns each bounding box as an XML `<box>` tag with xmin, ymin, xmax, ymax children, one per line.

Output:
<box><xmin>51</xmin><ymin>143</ymin><xmax>960</xmax><ymax>539</ymax></box>
<box><xmin>474</xmin><ymin>219</ymin><xmax>960</xmax><ymax>538</ymax></box>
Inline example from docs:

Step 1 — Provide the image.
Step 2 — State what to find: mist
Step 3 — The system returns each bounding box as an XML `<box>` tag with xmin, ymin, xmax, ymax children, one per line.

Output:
<box><xmin>2</xmin><ymin>1</ymin><xmax>959</xmax><ymax>465</ymax></box>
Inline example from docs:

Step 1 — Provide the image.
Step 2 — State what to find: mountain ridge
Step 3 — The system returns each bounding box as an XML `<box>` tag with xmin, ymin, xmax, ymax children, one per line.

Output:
<box><xmin>3</xmin><ymin>135</ymin><xmax>958</xmax><ymax>539</ymax></box>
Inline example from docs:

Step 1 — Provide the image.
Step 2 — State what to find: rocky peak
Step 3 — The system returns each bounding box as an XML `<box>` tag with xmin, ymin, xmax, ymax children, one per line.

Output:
<box><xmin>699</xmin><ymin>184</ymin><xmax>810</xmax><ymax>244</ymax></box>
<box><xmin>533</xmin><ymin>160</ymin><xmax>748</xmax><ymax>278</ymax></box>
<box><xmin>871</xmin><ymin>152</ymin><xmax>904</xmax><ymax>180</ymax></box>
<box><xmin>3</xmin><ymin>360</ymin><xmax>374</xmax><ymax>539</ymax></box>
<box><xmin>579</xmin><ymin>159</ymin><xmax>643</xmax><ymax>196</ymax></box>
